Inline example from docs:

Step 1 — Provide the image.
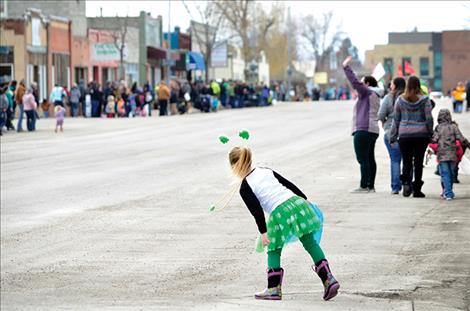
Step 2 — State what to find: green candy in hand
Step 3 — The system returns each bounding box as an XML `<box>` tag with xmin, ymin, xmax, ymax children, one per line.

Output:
<box><xmin>219</xmin><ymin>136</ymin><xmax>230</xmax><ymax>144</ymax></box>
<box><xmin>239</xmin><ymin>130</ymin><xmax>250</xmax><ymax>140</ymax></box>
<box><xmin>255</xmin><ymin>235</ymin><xmax>265</xmax><ymax>253</ymax></box>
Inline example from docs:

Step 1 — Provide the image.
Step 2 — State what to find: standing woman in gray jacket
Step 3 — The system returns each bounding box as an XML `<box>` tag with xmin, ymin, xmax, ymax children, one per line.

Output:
<box><xmin>390</xmin><ymin>76</ymin><xmax>434</xmax><ymax>198</ymax></box>
<box><xmin>378</xmin><ymin>77</ymin><xmax>406</xmax><ymax>194</ymax></box>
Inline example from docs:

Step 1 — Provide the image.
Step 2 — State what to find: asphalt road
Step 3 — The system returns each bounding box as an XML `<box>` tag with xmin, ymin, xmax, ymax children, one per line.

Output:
<box><xmin>1</xmin><ymin>99</ymin><xmax>469</xmax><ymax>310</ymax></box>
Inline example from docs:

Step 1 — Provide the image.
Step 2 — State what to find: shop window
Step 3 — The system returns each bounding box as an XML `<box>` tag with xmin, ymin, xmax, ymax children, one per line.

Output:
<box><xmin>419</xmin><ymin>57</ymin><xmax>429</xmax><ymax>76</ymax></box>
<box><xmin>0</xmin><ymin>64</ymin><xmax>13</xmax><ymax>82</ymax></box>
<box><xmin>53</xmin><ymin>53</ymin><xmax>70</xmax><ymax>87</ymax></box>
<box><xmin>0</xmin><ymin>46</ymin><xmax>14</xmax><ymax>63</ymax></box>
<box><xmin>75</xmin><ymin>67</ymin><xmax>87</xmax><ymax>84</ymax></box>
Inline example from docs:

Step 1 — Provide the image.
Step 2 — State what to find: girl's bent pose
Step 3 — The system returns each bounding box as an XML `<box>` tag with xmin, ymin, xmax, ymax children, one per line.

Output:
<box><xmin>229</xmin><ymin>146</ymin><xmax>340</xmax><ymax>301</ymax></box>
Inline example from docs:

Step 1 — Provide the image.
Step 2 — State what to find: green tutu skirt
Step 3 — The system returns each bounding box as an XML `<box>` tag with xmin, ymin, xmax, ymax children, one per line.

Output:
<box><xmin>266</xmin><ymin>196</ymin><xmax>321</xmax><ymax>252</ymax></box>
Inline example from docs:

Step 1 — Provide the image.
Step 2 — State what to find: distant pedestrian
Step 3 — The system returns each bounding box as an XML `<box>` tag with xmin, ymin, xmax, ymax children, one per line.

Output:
<box><xmin>342</xmin><ymin>56</ymin><xmax>383</xmax><ymax>193</ymax></box>
<box><xmin>15</xmin><ymin>80</ymin><xmax>26</xmax><ymax>132</ymax></box>
<box><xmin>378</xmin><ymin>77</ymin><xmax>406</xmax><ymax>194</ymax></box>
<box><xmin>69</xmin><ymin>83</ymin><xmax>81</xmax><ymax>117</ymax></box>
<box><xmin>22</xmin><ymin>87</ymin><xmax>37</xmax><ymax>132</ymax></box>
<box><xmin>451</xmin><ymin>81</ymin><xmax>465</xmax><ymax>113</ymax></box>
<box><xmin>41</xmin><ymin>99</ymin><xmax>50</xmax><ymax>118</ymax></box>
<box><xmin>0</xmin><ymin>85</ymin><xmax>8</xmax><ymax>136</ymax></box>
<box><xmin>158</xmin><ymin>81</ymin><xmax>170</xmax><ymax>116</ymax></box>
<box><xmin>49</xmin><ymin>83</ymin><xmax>66</xmax><ymax>107</ymax></box>
<box><xmin>79</xmin><ymin>79</ymin><xmax>86</xmax><ymax>117</ymax></box>
<box><xmin>54</xmin><ymin>105</ymin><xmax>65</xmax><ymax>133</ymax></box>
<box><xmin>106</xmin><ymin>95</ymin><xmax>115</xmax><ymax>118</ymax></box>
<box><xmin>465</xmin><ymin>80</ymin><xmax>470</xmax><ymax>112</ymax></box>
<box><xmin>4</xmin><ymin>81</ymin><xmax>15</xmax><ymax>131</ymax></box>
<box><xmin>390</xmin><ymin>76</ymin><xmax>434</xmax><ymax>198</ymax></box>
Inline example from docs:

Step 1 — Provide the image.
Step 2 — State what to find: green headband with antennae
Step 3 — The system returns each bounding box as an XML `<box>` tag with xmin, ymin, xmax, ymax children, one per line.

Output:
<box><xmin>218</xmin><ymin>130</ymin><xmax>250</xmax><ymax>145</ymax></box>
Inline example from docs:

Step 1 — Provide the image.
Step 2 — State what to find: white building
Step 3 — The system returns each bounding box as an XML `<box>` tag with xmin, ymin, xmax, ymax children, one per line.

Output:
<box><xmin>211</xmin><ymin>47</ymin><xmax>269</xmax><ymax>85</ymax></box>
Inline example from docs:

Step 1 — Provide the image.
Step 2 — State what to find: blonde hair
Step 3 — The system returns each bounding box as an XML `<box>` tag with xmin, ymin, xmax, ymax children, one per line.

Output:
<box><xmin>229</xmin><ymin>147</ymin><xmax>252</xmax><ymax>179</ymax></box>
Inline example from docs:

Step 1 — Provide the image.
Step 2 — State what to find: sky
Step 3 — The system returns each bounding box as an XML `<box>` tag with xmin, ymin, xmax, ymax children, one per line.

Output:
<box><xmin>86</xmin><ymin>1</ymin><xmax>470</xmax><ymax>60</ymax></box>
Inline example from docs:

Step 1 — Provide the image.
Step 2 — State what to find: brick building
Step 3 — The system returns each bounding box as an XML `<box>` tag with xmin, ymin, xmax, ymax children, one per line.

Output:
<box><xmin>88</xmin><ymin>12</ymin><xmax>164</xmax><ymax>86</ymax></box>
<box><xmin>88</xmin><ymin>28</ymin><xmax>120</xmax><ymax>86</ymax></box>
<box><xmin>4</xmin><ymin>0</ymin><xmax>87</xmax><ymax>37</ymax></box>
<box><xmin>0</xmin><ymin>9</ymin><xmax>49</xmax><ymax>101</ymax></box>
<box><xmin>365</xmin><ymin>30</ymin><xmax>470</xmax><ymax>92</ymax></box>
<box><xmin>441</xmin><ymin>30</ymin><xmax>470</xmax><ymax>93</ymax></box>
<box><xmin>3</xmin><ymin>0</ymin><xmax>86</xmax><ymax>91</ymax></box>
<box><xmin>48</xmin><ymin>16</ymin><xmax>72</xmax><ymax>91</ymax></box>
<box><xmin>365</xmin><ymin>32</ymin><xmax>439</xmax><ymax>89</ymax></box>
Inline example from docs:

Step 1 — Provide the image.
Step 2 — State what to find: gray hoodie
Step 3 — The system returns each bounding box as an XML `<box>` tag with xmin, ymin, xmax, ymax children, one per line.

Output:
<box><xmin>378</xmin><ymin>91</ymin><xmax>400</xmax><ymax>138</ymax></box>
<box><xmin>390</xmin><ymin>95</ymin><xmax>433</xmax><ymax>142</ymax></box>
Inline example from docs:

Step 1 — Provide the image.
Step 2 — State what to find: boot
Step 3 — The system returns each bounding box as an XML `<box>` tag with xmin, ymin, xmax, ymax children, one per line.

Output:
<box><xmin>255</xmin><ymin>268</ymin><xmax>284</xmax><ymax>300</ymax></box>
<box><xmin>314</xmin><ymin>260</ymin><xmax>340</xmax><ymax>301</ymax></box>
<box><xmin>412</xmin><ymin>181</ymin><xmax>425</xmax><ymax>198</ymax></box>
<box><xmin>401</xmin><ymin>175</ymin><xmax>412</xmax><ymax>197</ymax></box>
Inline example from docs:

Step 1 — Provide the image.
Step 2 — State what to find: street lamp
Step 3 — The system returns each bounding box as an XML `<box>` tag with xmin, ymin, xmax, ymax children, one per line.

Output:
<box><xmin>286</xmin><ymin>6</ymin><xmax>292</xmax><ymax>101</ymax></box>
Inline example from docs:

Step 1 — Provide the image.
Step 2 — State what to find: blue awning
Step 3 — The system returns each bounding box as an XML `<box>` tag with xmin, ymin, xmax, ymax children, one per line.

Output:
<box><xmin>188</xmin><ymin>52</ymin><xmax>205</xmax><ymax>71</ymax></box>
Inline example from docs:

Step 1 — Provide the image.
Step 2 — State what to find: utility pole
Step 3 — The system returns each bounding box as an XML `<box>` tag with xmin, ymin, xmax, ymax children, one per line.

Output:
<box><xmin>166</xmin><ymin>0</ymin><xmax>171</xmax><ymax>86</ymax></box>
<box><xmin>251</xmin><ymin>0</ymin><xmax>258</xmax><ymax>84</ymax></box>
<box><xmin>286</xmin><ymin>6</ymin><xmax>292</xmax><ymax>101</ymax></box>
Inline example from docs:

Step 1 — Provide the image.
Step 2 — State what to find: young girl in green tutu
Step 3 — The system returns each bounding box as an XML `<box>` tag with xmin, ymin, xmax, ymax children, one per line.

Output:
<box><xmin>229</xmin><ymin>146</ymin><xmax>340</xmax><ymax>301</ymax></box>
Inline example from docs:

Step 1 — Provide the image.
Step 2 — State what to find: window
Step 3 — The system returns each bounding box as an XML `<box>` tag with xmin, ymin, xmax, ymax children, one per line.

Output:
<box><xmin>32</xmin><ymin>18</ymin><xmax>41</xmax><ymax>46</ymax></box>
<box><xmin>53</xmin><ymin>53</ymin><xmax>70</xmax><ymax>87</ymax></box>
<box><xmin>384</xmin><ymin>58</ymin><xmax>393</xmax><ymax>75</ymax></box>
<box><xmin>433</xmin><ymin>52</ymin><xmax>442</xmax><ymax>91</ymax></box>
<box><xmin>0</xmin><ymin>46</ymin><xmax>14</xmax><ymax>63</ymax></box>
<box><xmin>0</xmin><ymin>64</ymin><xmax>14</xmax><ymax>82</ymax></box>
<box><xmin>75</xmin><ymin>67</ymin><xmax>88</xmax><ymax>84</ymax></box>
<box><xmin>126</xmin><ymin>63</ymin><xmax>138</xmax><ymax>85</ymax></box>
<box><xmin>93</xmin><ymin>66</ymin><xmax>99</xmax><ymax>82</ymax></box>
<box><xmin>419</xmin><ymin>57</ymin><xmax>429</xmax><ymax>76</ymax></box>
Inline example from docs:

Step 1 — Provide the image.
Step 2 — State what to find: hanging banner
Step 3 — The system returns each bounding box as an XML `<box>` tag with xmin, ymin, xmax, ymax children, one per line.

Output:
<box><xmin>210</xmin><ymin>41</ymin><xmax>228</xmax><ymax>68</ymax></box>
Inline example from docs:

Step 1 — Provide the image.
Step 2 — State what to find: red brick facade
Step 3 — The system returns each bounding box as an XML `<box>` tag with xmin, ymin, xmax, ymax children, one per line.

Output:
<box><xmin>47</xmin><ymin>19</ymin><xmax>72</xmax><ymax>91</ymax></box>
<box><xmin>442</xmin><ymin>30</ymin><xmax>470</xmax><ymax>93</ymax></box>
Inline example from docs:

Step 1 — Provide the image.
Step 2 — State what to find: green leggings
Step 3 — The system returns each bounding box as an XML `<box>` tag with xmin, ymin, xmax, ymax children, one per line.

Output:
<box><xmin>267</xmin><ymin>232</ymin><xmax>325</xmax><ymax>269</ymax></box>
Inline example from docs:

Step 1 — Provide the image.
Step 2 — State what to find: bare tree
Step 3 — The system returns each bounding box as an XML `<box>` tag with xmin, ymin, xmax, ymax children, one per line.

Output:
<box><xmin>301</xmin><ymin>11</ymin><xmax>343</xmax><ymax>72</ymax></box>
<box><xmin>111</xmin><ymin>14</ymin><xmax>129</xmax><ymax>81</ymax></box>
<box><xmin>215</xmin><ymin>0</ymin><xmax>278</xmax><ymax>80</ymax></box>
<box><xmin>182</xmin><ymin>0</ymin><xmax>224</xmax><ymax>82</ymax></box>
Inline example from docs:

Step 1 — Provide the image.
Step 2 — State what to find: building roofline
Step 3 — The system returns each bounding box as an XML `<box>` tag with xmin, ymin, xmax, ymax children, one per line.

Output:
<box><xmin>49</xmin><ymin>15</ymin><xmax>69</xmax><ymax>23</ymax></box>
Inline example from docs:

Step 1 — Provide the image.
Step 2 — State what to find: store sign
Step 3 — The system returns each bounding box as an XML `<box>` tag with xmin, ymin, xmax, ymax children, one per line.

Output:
<box><xmin>92</xmin><ymin>43</ymin><xmax>126</xmax><ymax>61</ymax></box>
<box><xmin>146</xmin><ymin>19</ymin><xmax>162</xmax><ymax>48</ymax></box>
<box><xmin>211</xmin><ymin>41</ymin><xmax>227</xmax><ymax>68</ymax></box>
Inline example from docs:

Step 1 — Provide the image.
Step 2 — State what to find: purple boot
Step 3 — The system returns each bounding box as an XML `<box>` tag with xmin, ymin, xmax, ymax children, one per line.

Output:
<box><xmin>313</xmin><ymin>260</ymin><xmax>340</xmax><ymax>300</ymax></box>
<box><xmin>255</xmin><ymin>268</ymin><xmax>284</xmax><ymax>300</ymax></box>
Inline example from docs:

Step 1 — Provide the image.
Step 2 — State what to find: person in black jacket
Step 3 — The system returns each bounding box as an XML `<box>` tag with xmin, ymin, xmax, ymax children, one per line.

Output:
<box><xmin>228</xmin><ymin>146</ymin><xmax>340</xmax><ymax>301</ymax></box>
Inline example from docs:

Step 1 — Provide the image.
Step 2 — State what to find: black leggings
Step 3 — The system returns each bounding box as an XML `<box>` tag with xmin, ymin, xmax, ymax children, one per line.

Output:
<box><xmin>353</xmin><ymin>131</ymin><xmax>378</xmax><ymax>188</ymax></box>
<box><xmin>398</xmin><ymin>137</ymin><xmax>429</xmax><ymax>184</ymax></box>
